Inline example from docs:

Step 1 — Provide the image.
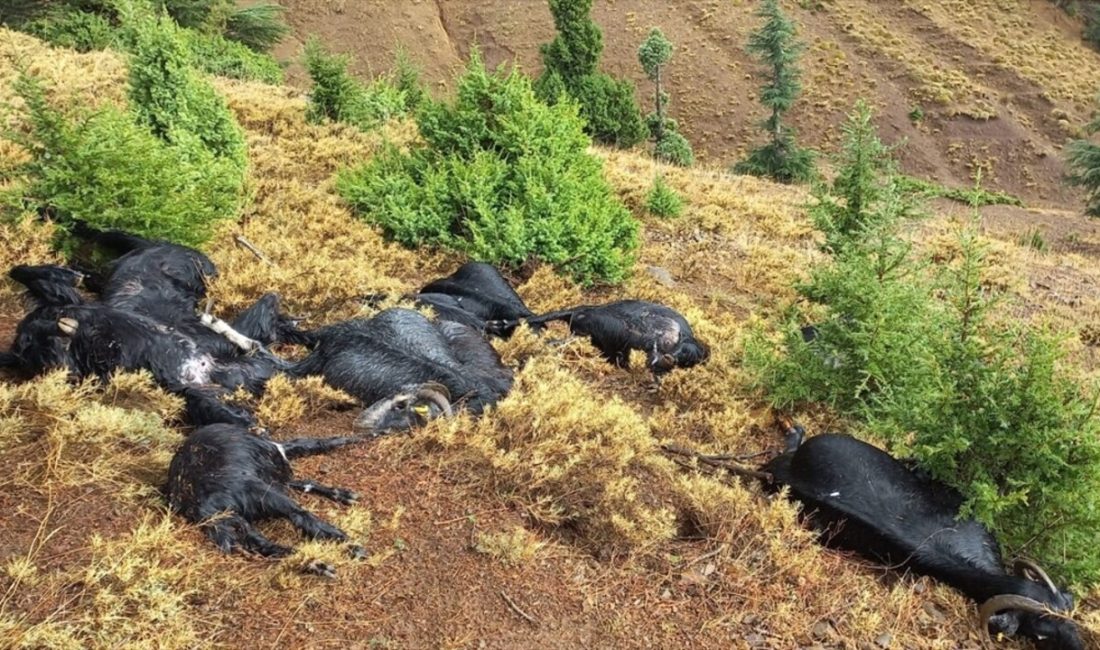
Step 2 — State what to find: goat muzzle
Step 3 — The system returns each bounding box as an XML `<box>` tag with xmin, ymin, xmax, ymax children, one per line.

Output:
<box><xmin>979</xmin><ymin>594</ymin><xmax>1067</xmax><ymax>642</ymax></box>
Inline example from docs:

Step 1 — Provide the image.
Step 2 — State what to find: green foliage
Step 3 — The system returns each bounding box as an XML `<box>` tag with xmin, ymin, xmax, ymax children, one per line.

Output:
<box><xmin>883</xmin><ymin>224</ymin><xmax>1100</xmax><ymax>585</ymax></box>
<box><xmin>638</xmin><ymin>28</ymin><xmax>672</xmax><ymax>81</ymax></box>
<box><xmin>1067</xmin><ymin>104</ymin><xmax>1100</xmax><ymax>217</ymax></box>
<box><xmin>653</xmin><ymin>129</ymin><xmax>694</xmax><ymax>167</ymax></box>
<box><xmin>539</xmin><ymin>0</ymin><xmax>602</xmax><ymax>80</ymax></box>
<box><xmin>4</xmin><ymin>73</ymin><xmax>237</xmax><ymax>246</ymax></box>
<box><xmin>736</xmin><ymin>0</ymin><xmax>815</xmax><ymax>184</ymax></box>
<box><xmin>303</xmin><ymin>37</ymin><xmax>409</xmax><ymax>131</ymax></box>
<box><xmin>646</xmin><ymin>175</ymin><xmax>683</xmax><ymax>218</ymax></box>
<box><xmin>1049</xmin><ymin>1</ymin><xmax>1100</xmax><ymax>48</ymax></box>
<box><xmin>223</xmin><ymin>3</ymin><xmax>288</xmax><ymax>52</ymax></box>
<box><xmin>746</xmin><ymin>101</ymin><xmax>1100</xmax><ymax>585</ymax></box>
<box><xmin>734</xmin><ymin>137</ymin><xmax>815</xmax><ymax>184</ymax></box>
<box><xmin>393</xmin><ymin>47</ymin><xmax>426</xmax><ymax>111</ymax></box>
<box><xmin>811</xmin><ymin>100</ymin><xmax>901</xmax><ymax>251</ymax></box>
<box><xmin>535</xmin><ymin>0</ymin><xmax>647</xmax><ymax>148</ymax></box>
<box><xmin>127</xmin><ymin>13</ymin><xmax>247</xmax><ymax>168</ymax></box>
<box><xmin>637</xmin><ymin>27</ymin><xmax>693</xmax><ymax>167</ymax></box>
<box><xmin>181</xmin><ymin>28</ymin><xmax>283</xmax><ymax>83</ymax></box>
<box><xmin>896</xmin><ymin>174</ymin><xmax>1022</xmax><ymax>207</ymax></box>
<box><xmin>23</xmin><ymin>7</ymin><xmax>116</xmax><ymax>52</ymax></box>
<box><xmin>337</xmin><ymin>52</ymin><xmax>638</xmax><ymax>285</ymax></box>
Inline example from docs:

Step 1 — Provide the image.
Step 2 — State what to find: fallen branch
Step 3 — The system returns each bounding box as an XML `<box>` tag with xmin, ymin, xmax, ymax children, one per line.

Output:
<box><xmin>661</xmin><ymin>443</ymin><xmax>772</xmax><ymax>481</ymax></box>
<box><xmin>234</xmin><ymin>235</ymin><xmax>276</xmax><ymax>266</ymax></box>
<box><xmin>500</xmin><ymin>590</ymin><xmax>538</xmax><ymax>626</ymax></box>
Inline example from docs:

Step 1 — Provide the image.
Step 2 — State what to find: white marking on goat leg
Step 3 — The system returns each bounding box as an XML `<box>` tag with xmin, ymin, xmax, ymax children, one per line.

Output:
<box><xmin>828</xmin><ymin>491</ymin><xmax>840</xmax><ymax>497</ymax></box>
<box><xmin>302</xmin><ymin>482</ymin><xmax>313</xmax><ymax>493</ymax></box>
<box><xmin>199</xmin><ymin>312</ymin><xmax>261</xmax><ymax>353</ymax></box>
<box><xmin>273</xmin><ymin>442</ymin><xmax>289</xmax><ymax>464</ymax></box>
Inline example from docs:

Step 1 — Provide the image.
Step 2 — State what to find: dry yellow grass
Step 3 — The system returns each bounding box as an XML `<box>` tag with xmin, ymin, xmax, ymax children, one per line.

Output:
<box><xmin>1</xmin><ymin>25</ymin><xmax>1098</xmax><ymax>649</ymax></box>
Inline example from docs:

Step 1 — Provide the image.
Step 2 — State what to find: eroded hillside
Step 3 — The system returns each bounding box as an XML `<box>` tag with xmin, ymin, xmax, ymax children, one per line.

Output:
<box><xmin>273</xmin><ymin>0</ymin><xmax>1100</xmax><ymax>210</ymax></box>
<box><xmin>1</xmin><ymin>14</ymin><xmax>1100</xmax><ymax>650</ymax></box>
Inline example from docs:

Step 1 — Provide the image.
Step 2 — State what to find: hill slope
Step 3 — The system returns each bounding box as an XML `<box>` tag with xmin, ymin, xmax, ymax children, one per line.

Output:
<box><xmin>273</xmin><ymin>0</ymin><xmax>1100</xmax><ymax>210</ymax></box>
<box><xmin>1</xmin><ymin>19</ymin><xmax>1100</xmax><ymax>650</ymax></box>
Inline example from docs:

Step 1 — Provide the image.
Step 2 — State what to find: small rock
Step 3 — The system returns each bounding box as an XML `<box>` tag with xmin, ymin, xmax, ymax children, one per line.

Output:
<box><xmin>875</xmin><ymin>632</ymin><xmax>893</xmax><ymax>648</ymax></box>
<box><xmin>812</xmin><ymin>620</ymin><xmax>835</xmax><ymax>640</ymax></box>
<box><xmin>701</xmin><ymin>561</ymin><xmax>717</xmax><ymax>577</ymax></box>
<box><xmin>741</xmin><ymin>613</ymin><xmax>759</xmax><ymax>626</ymax></box>
<box><xmin>660</xmin><ymin>588</ymin><xmax>672</xmax><ymax>600</ymax></box>
<box><xmin>743</xmin><ymin>633</ymin><xmax>766</xmax><ymax>647</ymax></box>
<box><xmin>646</xmin><ymin>265</ymin><xmax>676</xmax><ymax>287</ymax></box>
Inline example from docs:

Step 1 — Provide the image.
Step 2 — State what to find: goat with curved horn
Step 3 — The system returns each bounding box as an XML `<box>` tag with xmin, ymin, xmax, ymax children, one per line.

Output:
<box><xmin>760</xmin><ymin>421</ymin><xmax>1084</xmax><ymax>650</ymax></box>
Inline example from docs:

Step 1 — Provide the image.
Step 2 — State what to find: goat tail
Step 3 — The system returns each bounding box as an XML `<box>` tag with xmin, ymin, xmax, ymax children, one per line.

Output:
<box><xmin>286</xmin><ymin>350</ymin><xmax>325</xmax><ymax>378</ymax></box>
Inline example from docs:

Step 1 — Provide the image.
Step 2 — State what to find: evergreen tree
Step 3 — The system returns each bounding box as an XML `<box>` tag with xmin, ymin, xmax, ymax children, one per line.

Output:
<box><xmin>1067</xmin><ymin>102</ymin><xmax>1100</xmax><ymax>217</ymax></box>
<box><xmin>535</xmin><ymin>0</ymin><xmax>647</xmax><ymax>147</ymax></box>
<box><xmin>638</xmin><ymin>27</ymin><xmax>693</xmax><ymax>166</ymax></box>
<box><xmin>734</xmin><ymin>0</ymin><xmax>814</xmax><ymax>183</ymax></box>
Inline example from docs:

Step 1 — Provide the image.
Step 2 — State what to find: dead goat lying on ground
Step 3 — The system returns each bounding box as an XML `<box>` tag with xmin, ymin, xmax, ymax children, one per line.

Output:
<box><xmin>759</xmin><ymin>423</ymin><xmax>1084</xmax><ymax>650</ymax></box>
<box><xmin>166</xmin><ymin>389</ymin><xmax>442</xmax><ymax>570</ymax></box>
<box><xmin>495</xmin><ymin>299</ymin><xmax>709</xmax><ymax>385</ymax></box>
<box><xmin>354</xmin><ymin>262</ymin><xmax>538</xmax><ymax>339</ymax></box>
<box><xmin>293</xmin><ymin>308</ymin><xmax>510</xmax><ymax>419</ymax></box>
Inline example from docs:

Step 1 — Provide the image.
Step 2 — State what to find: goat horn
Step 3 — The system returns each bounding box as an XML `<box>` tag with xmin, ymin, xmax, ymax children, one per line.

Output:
<box><xmin>1013</xmin><ymin>558</ymin><xmax>1059</xmax><ymax>596</ymax></box>
<box><xmin>979</xmin><ymin>594</ymin><xmax>1061</xmax><ymax>642</ymax></box>
<box><xmin>416</xmin><ymin>383</ymin><xmax>453</xmax><ymax>417</ymax></box>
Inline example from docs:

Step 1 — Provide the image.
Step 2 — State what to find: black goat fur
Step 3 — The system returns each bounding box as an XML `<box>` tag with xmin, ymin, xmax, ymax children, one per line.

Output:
<box><xmin>762</xmin><ymin>432</ymin><xmax>1083</xmax><ymax>650</ymax></box>
<box><xmin>166</xmin><ymin>424</ymin><xmax>361</xmax><ymax>557</ymax></box>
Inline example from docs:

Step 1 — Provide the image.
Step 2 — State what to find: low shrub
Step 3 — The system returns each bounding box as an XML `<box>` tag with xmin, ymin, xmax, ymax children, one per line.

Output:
<box><xmin>337</xmin><ymin>51</ymin><xmax>638</xmax><ymax>285</ymax></box>
<box><xmin>182</xmin><ymin>28</ymin><xmax>283</xmax><ymax>83</ymax></box>
<box><xmin>646</xmin><ymin>175</ymin><xmax>683</xmax><ymax>218</ymax></box>
<box><xmin>5</xmin><ymin>73</ymin><xmax>242</xmax><ymax>247</ymax></box>
<box><xmin>303</xmin><ymin>37</ymin><xmax>408</xmax><ymax>131</ymax></box>
<box><xmin>22</xmin><ymin>6</ymin><xmax>116</xmax><ymax>52</ymax></box>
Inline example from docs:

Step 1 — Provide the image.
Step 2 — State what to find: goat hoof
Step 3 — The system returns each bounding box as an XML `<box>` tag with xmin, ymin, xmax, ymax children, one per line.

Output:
<box><xmin>302</xmin><ymin>559</ymin><xmax>337</xmax><ymax>579</ymax></box>
<box><xmin>335</xmin><ymin>489</ymin><xmax>359</xmax><ymax>505</ymax></box>
<box><xmin>348</xmin><ymin>545</ymin><xmax>370</xmax><ymax>561</ymax></box>
<box><xmin>57</xmin><ymin>317</ymin><xmax>79</xmax><ymax>336</ymax></box>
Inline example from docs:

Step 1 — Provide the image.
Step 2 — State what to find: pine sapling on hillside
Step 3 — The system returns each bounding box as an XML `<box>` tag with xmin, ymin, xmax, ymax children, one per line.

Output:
<box><xmin>535</xmin><ymin>0</ymin><xmax>647</xmax><ymax>148</ymax></box>
<box><xmin>1067</xmin><ymin>100</ymin><xmax>1100</xmax><ymax>216</ymax></box>
<box><xmin>734</xmin><ymin>0</ymin><xmax>815</xmax><ymax>184</ymax></box>
<box><xmin>638</xmin><ymin>27</ymin><xmax>693</xmax><ymax>166</ymax></box>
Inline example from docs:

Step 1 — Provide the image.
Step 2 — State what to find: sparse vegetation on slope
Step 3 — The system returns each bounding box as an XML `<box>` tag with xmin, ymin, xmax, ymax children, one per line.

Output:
<box><xmin>3</xmin><ymin>10</ymin><xmax>1100</xmax><ymax>648</ymax></box>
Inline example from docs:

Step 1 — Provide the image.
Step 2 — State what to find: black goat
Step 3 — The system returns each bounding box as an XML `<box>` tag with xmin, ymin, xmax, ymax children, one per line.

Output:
<box><xmin>355</xmin><ymin>262</ymin><xmax>537</xmax><ymax>339</ymax></box>
<box><xmin>761</xmin><ymin>426</ymin><xmax>1083</xmax><ymax>650</ymax></box>
<box><xmin>418</xmin><ymin>262</ymin><xmax>536</xmax><ymax>337</ymax></box>
<box><xmin>166</xmin><ymin>390</ymin><xmax>440</xmax><ymax>563</ymax></box>
<box><xmin>72</xmin><ymin>221</ymin><xmax>216</xmax><ymax>322</ymax></box>
<box><xmin>293</xmin><ymin>308</ymin><xmax>510</xmax><ymax>417</ymax></box>
<box><xmin>503</xmin><ymin>300</ymin><xmax>709</xmax><ymax>384</ymax></box>
<box><xmin>2</xmin><ymin>264</ymin><xmax>86</xmax><ymax>376</ymax></box>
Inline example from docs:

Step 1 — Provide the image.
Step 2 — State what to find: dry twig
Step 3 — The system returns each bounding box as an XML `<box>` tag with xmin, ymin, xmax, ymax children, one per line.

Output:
<box><xmin>500</xmin><ymin>590</ymin><xmax>538</xmax><ymax>626</ymax></box>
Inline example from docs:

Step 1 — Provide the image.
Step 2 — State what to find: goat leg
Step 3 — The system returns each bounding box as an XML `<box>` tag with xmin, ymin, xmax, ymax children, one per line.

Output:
<box><xmin>200</xmin><ymin>310</ymin><xmax>262</xmax><ymax>353</ymax></box>
<box><xmin>278</xmin><ymin>435</ymin><xmax>364</xmax><ymax>460</ymax></box>
<box><xmin>267</xmin><ymin>491</ymin><xmax>348</xmax><ymax>542</ymax></box>
<box><xmin>287</xmin><ymin>479</ymin><xmax>359</xmax><ymax>505</ymax></box>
